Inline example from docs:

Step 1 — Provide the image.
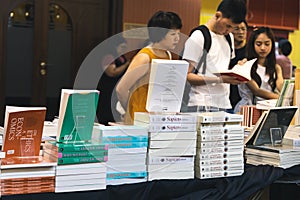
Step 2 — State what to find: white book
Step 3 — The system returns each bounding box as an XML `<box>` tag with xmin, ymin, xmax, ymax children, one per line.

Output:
<box><xmin>196</xmin><ymin>170</ymin><xmax>244</xmax><ymax>179</ymax></box>
<box><xmin>134</xmin><ymin>112</ymin><xmax>197</xmax><ymax>124</ymax></box>
<box><xmin>199</xmin><ymin>151</ymin><xmax>244</xmax><ymax>160</ymax></box>
<box><xmin>106</xmin><ymin>177</ymin><xmax>147</xmax><ymax>185</ymax></box>
<box><xmin>134</xmin><ymin>120</ymin><xmax>196</xmax><ymax>132</ymax></box>
<box><xmin>147</xmin><ymin>162</ymin><xmax>194</xmax><ymax>173</ymax></box>
<box><xmin>147</xmin><ymin>156</ymin><xmax>194</xmax><ymax>165</ymax></box>
<box><xmin>149</xmin><ymin>139</ymin><xmax>196</xmax><ymax>149</ymax></box>
<box><xmin>108</xmin><ymin>147</ymin><xmax>147</xmax><ymax>155</ymax></box>
<box><xmin>148</xmin><ymin>170</ymin><xmax>194</xmax><ymax>181</ymax></box>
<box><xmin>92</xmin><ymin>125</ymin><xmax>148</xmax><ymax>140</ymax></box>
<box><xmin>55</xmin><ymin>177</ymin><xmax>106</xmax><ymax>187</ymax></box>
<box><xmin>107</xmin><ymin>158</ymin><xmax>146</xmax><ymax>166</ymax></box>
<box><xmin>146</xmin><ymin>59</ymin><xmax>189</xmax><ymax>113</ymax></box>
<box><xmin>148</xmin><ymin>146</ymin><xmax>196</xmax><ymax>156</ymax></box>
<box><xmin>199</xmin><ymin>126</ymin><xmax>244</xmax><ymax>135</ymax></box>
<box><xmin>198</xmin><ymin>133</ymin><xmax>244</xmax><ymax>141</ymax></box>
<box><xmin>55</xmin><ymin>184</ymin><xmax>106</xmax><ymax>193</ymax></box>
<box><xmin>107</xmin><ymin>164</ymin><xmax>146</xmax><ymax>173</ymax></box>
<box><xmin>149</xmin><ymin>131</ymin><xmax>197</xmax><ymax>141</ymax></box>
<box><xmin>197</xmin><ymin>145</ymin><xmax>244</xmax><ymax>154</ymax></box>
<box><xmin>282</xmin><ymin>125</ymin><xmax>300</xmax><ymax>146</ymax></box>
<box><xmin>198</xmin><ymin>140</ymin><xmax>244</xmax><ymax>148</ymax></box>
<box><xmin>195</xmin><ymin>157</ymin><xmax>244</xmax><ymax>166</ymax></box>
<box><xmin>56</xmin><ymin>162</ymin><xmax>106</xmax><ymax>176</ymax></box>
<box><xmin>189</xmin><ymin>111</ymin><xmax>243</xmax><ymax>123</ymax></box>
<box><xmin>56</xmin><ymin>173</ymin><xmax>106</xmax><ymax>182</ymax></box>
<box><xmin>213</xmin><ymin>58</ymin><xmax>257</xmax><ymax>81</ymax></box>
<box><xmin>1</xmin><ymin>167</ymin><xmax>55</xmax><ymax>179</ymax></box>
<box><xmin>195</xmin><ymin>164</ymin><xmax>244</xmax><ymax>172</ymax></box>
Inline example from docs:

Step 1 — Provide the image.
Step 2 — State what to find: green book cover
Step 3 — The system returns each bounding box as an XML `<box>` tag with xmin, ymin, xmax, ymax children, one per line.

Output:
<box><xmin>57</xmin><ymin>155</ymin><xmax>108</xmax><ymax>165</ymax></box>
<box><xmin>57</xmin><ymin>89</ymin><xmax>99</xmax><ymax>143</ymax></box>
<box><xmin>43</xmin><ymin>147</ymin><xmax>108</xmax><ymax>158</ymax></box>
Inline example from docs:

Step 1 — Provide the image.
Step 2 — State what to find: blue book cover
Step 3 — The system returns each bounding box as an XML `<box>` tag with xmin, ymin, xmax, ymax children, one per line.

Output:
<box><xmin>102</xmin><ymin>135</ymin><xmax>148</xmax><ymax>144</ymax></box>
<box><xmin>107</xmin><ymin>171</ymin><xmax>147</xmax><ymax>179</ymax></box>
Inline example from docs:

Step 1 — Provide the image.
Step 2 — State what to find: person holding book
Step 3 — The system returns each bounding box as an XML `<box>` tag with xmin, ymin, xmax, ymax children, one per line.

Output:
<box><xmin>116</xmin><ymin>11</ymin><xmax>182</xmax><ymax>124</ymax></box>
<box><xmin>97</xmin><ymin>35</ymin><xmax>130</xmax><ymax>125</ymax></box>
<box><xmin>182</xmin><ymin>0</ymin><xmax>247</xmax><ymax>112</ymax></box>
<box><xmin>276</xmin><ymin>38</ymin><xmax>293</xmax><ymax>79</ymax></box>
<box><xmin>228</xmin><ymin>20</ymin><xmax>248</xmax><ymax>113</ymax></box>
<box><xmin>234</xmin><ymin>27</ymin><xmax>284</xmax><ymax>113</ymax></box>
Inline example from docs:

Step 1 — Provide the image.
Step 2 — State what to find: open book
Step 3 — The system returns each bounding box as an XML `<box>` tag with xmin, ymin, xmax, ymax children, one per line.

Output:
<box><xmin>214</xmin><ymin>58</ymin><xmax>257</xmax><ymax>81</ymax></box>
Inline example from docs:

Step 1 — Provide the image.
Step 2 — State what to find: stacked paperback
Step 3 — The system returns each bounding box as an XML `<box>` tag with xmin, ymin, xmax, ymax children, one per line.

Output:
<box><xmin>93</xmin><ymin>125</ymin><xmax>148</xmax><ymax>185</ymax></box>
<box><xmin>245</xmin><ymin>107</ymin><xmax>300</xmax><ymax>169</ymax></box>
<box><xmin>46</xmin><ymin>89</ymin><xmax>107</xmax><ymax>192</ymax></box>
<box><xmin>192</xmin><ymin>111</ymin><xmax>245</xmax><ymax>179</ymax></box>
<box><xmin>134</xmin><ymin>112</ymin><xmax>197</xmax><ymax>181</ymax></box>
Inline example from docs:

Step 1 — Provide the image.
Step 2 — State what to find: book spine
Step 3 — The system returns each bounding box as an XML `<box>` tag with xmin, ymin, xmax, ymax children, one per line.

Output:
<box><xmin>56</xmin><ymin>150</ymin><xmax>108</xmax><ymax>158</ymax></box>
<box><xmin>57</xmin><ymin>155</ymin><xmax>108</xmax><ymax>165</ymax></box>
<box><xmin>199</xmin><ymin>140</ymin><xmax>244</xmax><ymax>148</ymax></box>
<box><xmin>198</xmin><ymin>152</ymin><xmax>243</xmax><ymax>160</ymax></box>
<box><xmin>196</xmin><ymin>170</ymin><xmax>244</xmax><ymax>179</ymax></box>
<box><xmin>199</xmin><ymin>134</ymin><xmax>244</xmax><ymax>141</ymax></box>
<box><xmin>107</xmin><ymin>142</ymin><xmax>148</xmax><ymax>149</ymax></box>
<box><xmin>195</xmin><ymin>164</ymin><xmax>244</xmax><ymax>172</ymax></box>
<box><xmin>106</xmin><ymin>171</ymin><xmax>147</xmax><ymax>179</ymax></box>
<box><xmin>196</xmin><ymin>158</ymin><xmax>244</xmax><ymax>166</ymax></box>
<box><xmin>102</xmin><ymin>136</ymin><xmax>148</xmax><ymax>143</ymax></box>
<box><xmin>199</xmin><ymin>126</ymin><xmax>244</xmax><ymax>135</ymax></box>
<box><xmin>147</xmin><ymin>124</ymin><xmax>197</xmax><ymax>132</ymax></box>
<box><xmin>147</xmin><ymin>156</ymin><xmax>194</xmax><ymax>164</ymax></box>
<box><xmin>198</xmin><ymin>146</ymin><xmax>244</xmax><ymax>154</ymax></box>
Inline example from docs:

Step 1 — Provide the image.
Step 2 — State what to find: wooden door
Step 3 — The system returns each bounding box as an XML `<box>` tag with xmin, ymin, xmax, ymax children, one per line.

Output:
<box><xmin>0</xmin><ymin>0</ymin><xmax>111</xmax><ymax>124</ymax></box>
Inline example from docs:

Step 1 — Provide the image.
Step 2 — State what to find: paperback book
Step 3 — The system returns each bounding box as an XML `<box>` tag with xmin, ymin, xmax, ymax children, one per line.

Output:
<box><xmin>57</xmin><ymin>89</ymin><xmax>99</xmax><ymax>143</ymax></box>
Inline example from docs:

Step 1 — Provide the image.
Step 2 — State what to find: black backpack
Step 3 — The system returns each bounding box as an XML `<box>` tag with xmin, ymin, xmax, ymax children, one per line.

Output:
<box><xmin>180</xmin><ymin>25</ymin><xmax>232</xmax><ymax>112</ymax></box>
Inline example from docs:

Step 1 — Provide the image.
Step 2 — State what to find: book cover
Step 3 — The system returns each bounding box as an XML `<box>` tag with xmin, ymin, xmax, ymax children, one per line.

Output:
<box><xmin>276</xmin><ymin>79</ymin><xmax>295</xmax><ymax>107</ymax></box>
<box><xmin>92</xmin><ymin>125</ymin><xmax>148</xmax><ymax>139</ymax></box>
<box><xmin>106</xmin><ymin>171</ymin><xmax>147</xmax><ymax>179</ymax></box>
<box><xmin>147</xmin><ymin>156</ymin><xmax>194</xmax><ymax>165</ymax></box>
<box><xmin>213</xmin><ymin>58</ymin><xmax>257</xmax><ymax>81</ymax></box>
<box><xmin>57</xmin><ymin>89</ymin><xmax>99</xmax><ymax>143</ymax></box>
<box><xmin>282</xmin><ymin>125</ymin><xmax>300</xmax><ymax>146</ymax></box>
<box><xmin>102</xmin><ymin>135</ymin><xmax>148</xmax><ymax>143</ymax></box>
<box><xmin>146</xmin><ymin>59</ymin><xmax>189</xmax><ymax>112</ymax></box>
<box><xmin>134</xmin><ymin>112</ymin><xmax>197</xmax><ymax>124</ymax></box>
<box><xmin>2</xmin><ymin>106</ymin><xmax>46</xmax><ymax>158</ymax></box>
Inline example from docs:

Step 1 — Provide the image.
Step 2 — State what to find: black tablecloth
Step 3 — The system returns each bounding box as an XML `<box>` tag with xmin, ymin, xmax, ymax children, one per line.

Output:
<box><xmin>3</xmin><ymin>164</ymin><xmax>300</xmax><ymax>200</ymax></box>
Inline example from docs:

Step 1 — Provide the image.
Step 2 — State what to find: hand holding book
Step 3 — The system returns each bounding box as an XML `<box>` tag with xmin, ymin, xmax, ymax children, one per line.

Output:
<box><xmin>214</xmin><ymin>58</ymin><xmax>257</xmax><ymax>82</ymax></box>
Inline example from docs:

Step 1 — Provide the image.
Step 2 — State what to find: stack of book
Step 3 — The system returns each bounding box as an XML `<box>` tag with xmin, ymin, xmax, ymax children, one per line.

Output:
<box><xmin>47</xmin><ymin>89</ymin><xmax>108</xmax><ymax>192</ymax></box>
<box><xmin>192</xmin><ymin>111</ymin><xmax>245</xmax><ymax>179</ymax></box>
<box><xmin>1</xmin><ymin>156</ymin><xmax>56</xmax><ymax>195</ymax></box>
<box><xmin>134</xmin><ymin>112</ymin><xmax>197</xmax><ymax>181</ymax></box>
<box><xmin>245</xmin><ymin>107</ymin><xmax>300</xmax><ymax>169</ymax></box>
<box><xmin>239</xmin><ymin>105</ymin><xmax>262</xmax><ymax>128</ymax></box>
<box><xmin>93</xmin><ymin>125</ymin><xmax>148</xmax><ymax>185</ymax></box>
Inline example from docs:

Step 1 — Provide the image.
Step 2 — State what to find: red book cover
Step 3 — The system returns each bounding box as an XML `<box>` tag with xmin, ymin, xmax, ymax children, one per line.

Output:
<box><xmin>2</xmin><ymin>106</ymin><xmax>46</xmax><ymax>158</ymax></box>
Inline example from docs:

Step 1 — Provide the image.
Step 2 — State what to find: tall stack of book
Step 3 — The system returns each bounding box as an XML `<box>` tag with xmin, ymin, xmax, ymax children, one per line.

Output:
<box><xmin>193</xmin><ymin>111</ymin><xmax>245</xmax><ymax>179</ymax></box>
<box><xmin>1</xmin><ymin>156</ymin><xmax>56</xmax><ymax>195</ymax></box>
<box><xmin>48</xmin><ymin>89</ymin><xmax>107</xmax><ymax>192</ymax></box>
<box><xmin>134</xmin><ymin>112</ymin><xmax>197</xmax><ymax>181</ymax></box>
<box><xmin>93</xmin><ymin>125</ymin><xmax>148</xmax><ymax>185</ymax></box>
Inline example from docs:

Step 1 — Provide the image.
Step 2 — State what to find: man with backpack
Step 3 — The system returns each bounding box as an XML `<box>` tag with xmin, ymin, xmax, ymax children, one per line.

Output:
<box><xmin>182</xmin><ymin>0</ymin><xmax>247</xmax><ymax>112</ymax></box>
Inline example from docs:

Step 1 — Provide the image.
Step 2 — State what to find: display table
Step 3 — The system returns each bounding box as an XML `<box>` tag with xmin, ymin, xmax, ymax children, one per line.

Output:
<box><xmin>3</xmin><ymin>164</ymin><xmax>300</xmax><ymax>200</ymax></box>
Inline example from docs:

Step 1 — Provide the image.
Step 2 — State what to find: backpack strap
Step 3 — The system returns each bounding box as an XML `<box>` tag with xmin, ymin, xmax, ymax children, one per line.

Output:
<box><xmin>189</xmin><ymin>25</ymin><xmax>211</xmax><ymax>74</ymax></box>
<box><xmin>225</xmin><ymin>34</ymin><xmax>233</xmax><ymax>55</ymax></box>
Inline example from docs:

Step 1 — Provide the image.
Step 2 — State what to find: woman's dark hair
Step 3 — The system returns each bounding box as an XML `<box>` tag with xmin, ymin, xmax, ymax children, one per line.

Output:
<box><xmin>247</xmin><ymin>27</ymin><xmax>277</xmax><ymax>91</ymax></box>
<box><xmin>147</xmin><ymin>11</ymin><xmax>182</xmax><ymax>43</ymax></box>
<box><xmin>217</xmin><ymin>0</ymin><xmax>247</xmax><ymax>24</ymax></box>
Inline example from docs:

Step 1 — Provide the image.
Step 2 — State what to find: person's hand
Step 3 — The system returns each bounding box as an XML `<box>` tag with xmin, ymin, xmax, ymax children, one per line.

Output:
<box><xmin>220</xmin><ymin>75</ymin><xmax>247</xmax><ymax>85</ymax></box>
<box><xmin>237</xmin><ymin>58</ymin><xmax>247</xmax><ymax>65</ymax></box>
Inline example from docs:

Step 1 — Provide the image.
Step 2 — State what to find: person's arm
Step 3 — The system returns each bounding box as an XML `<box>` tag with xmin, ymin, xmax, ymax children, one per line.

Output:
<box><xmin>186</xmin><ymin>59</ymin><xmax>243</xmax><ymax>86</ymax></box>
<box><xmin>116</xmin><ymin>53</ymin><xmax>150</xmax><ymax>109</ymax></box>
<box><xmin>246</xmin><ymin>79</ymin><xmax>279</xmax><ymax>100</ymax></box>
<box><xmin>275</xmin><ymin>64</ymin><xmax>284</xmax><ymax>92</ymax></box>
<box><xmin>104</xmin><ymin>59</ymin><xmax>130</xmax><ymax>78</ymax></box>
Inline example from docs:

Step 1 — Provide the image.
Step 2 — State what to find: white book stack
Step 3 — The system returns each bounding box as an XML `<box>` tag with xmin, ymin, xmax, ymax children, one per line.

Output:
<box><xmin>92</xmin><ymin>125</ymin><xmax>148</xmax><ymax>185</ymax></box>
<box><xmin>55</xmin><ymin>162</ymin><xmax>107</xmax><ymax>193</ymax></box>
<box><xmin>191</xmin><ymin>111</ymin><xmax>245</xmax><ymax>179</ymax></box>
<box><xmin>134</xmin><ymin>112</ymin><xmax>197</xmax><ymax>181</ymax></box>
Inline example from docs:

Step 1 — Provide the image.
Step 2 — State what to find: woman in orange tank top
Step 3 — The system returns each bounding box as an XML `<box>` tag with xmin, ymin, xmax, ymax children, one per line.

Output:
<box><xmin>116</xmin><ymin>11</ymin><xmax>182</xmax><ymax>124</ymax></box>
